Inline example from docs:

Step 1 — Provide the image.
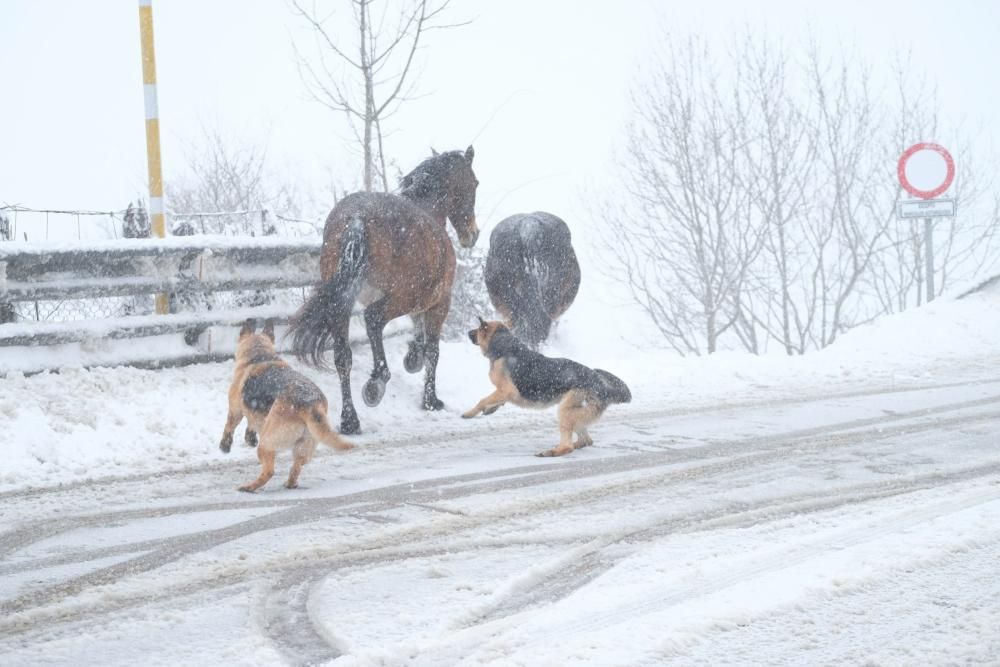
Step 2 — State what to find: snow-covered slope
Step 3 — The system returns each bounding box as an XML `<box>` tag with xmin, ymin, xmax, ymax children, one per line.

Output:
<box><xmin>1</xmin><ymin>287</ymin><xmax>998</xmax><ymax>492</ymax></box>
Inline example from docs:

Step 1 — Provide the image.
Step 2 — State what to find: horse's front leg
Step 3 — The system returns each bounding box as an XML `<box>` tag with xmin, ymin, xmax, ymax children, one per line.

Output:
<box><xmin>420</xmin><ymin>301</ymin><xmax>451</xmax><ymax>411</ymax></box>
<box><xmin>362</xmin><ymin>300</ymin><xmax>391</xmax><ymax>407</ymax></box>
<box><xmin>421</xmin><ymin>334</ymin><xmax>445</xmax><ymax>411</ymax></box>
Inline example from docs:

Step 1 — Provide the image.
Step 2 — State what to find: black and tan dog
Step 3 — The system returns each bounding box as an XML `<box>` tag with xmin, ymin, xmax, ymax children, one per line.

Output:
<box><xmin>220</xmin><ymin>319</ymin><xmax>353</xmax><ymax>492</ymax></box>
<box><xmin>462</xmin><ymin>318</ymin><xmax>631</xmax><ymax>456</ymax></box>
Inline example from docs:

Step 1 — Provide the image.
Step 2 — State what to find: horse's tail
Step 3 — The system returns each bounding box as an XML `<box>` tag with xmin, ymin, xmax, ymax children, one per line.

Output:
<box><xmin>592</xmin><ymin>369</ymin><xmax>632</xmax><ymax>405</ymax></box>
<box><xmin>514</xmin><ymin>257</ymin><xmax>553</xmax><ymax>349</ymax></box>
<box><xmin>289</xmin><ymin>217</ymin><xmax>369</xmax><ymax>367</ymax></box>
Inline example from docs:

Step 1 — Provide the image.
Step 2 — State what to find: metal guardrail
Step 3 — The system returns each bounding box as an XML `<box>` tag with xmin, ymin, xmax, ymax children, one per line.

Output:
<box><xmin>0</xmin><ymin>235</ymin><xmax>323</xmax><ymax>350</ymax></box>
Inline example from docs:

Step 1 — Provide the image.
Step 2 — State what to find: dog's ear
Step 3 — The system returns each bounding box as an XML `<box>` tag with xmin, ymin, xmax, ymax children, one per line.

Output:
<box><xmin>262</xmin><ymin>318</ymin><xmax>276</xmax><ymax>343</ymax></box>
<box><xmin>239</xmin><ymin>318</ymin><xmax>256</xmax><ymax>340</ymax></box>
<box><xmin>477</xmin><ymin>316</ymin><xmax>486</xmax><ymax>328</ymax></box>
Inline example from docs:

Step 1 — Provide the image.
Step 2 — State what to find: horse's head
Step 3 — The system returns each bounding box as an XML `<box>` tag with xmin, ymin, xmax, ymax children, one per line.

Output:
<box><xmin>400</xmin><ymin>145</ymin><xmax>480</xmax><ymax>248</ymax></box>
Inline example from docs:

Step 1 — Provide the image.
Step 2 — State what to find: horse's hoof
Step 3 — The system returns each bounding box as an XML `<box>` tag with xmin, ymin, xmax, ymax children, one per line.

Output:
<box><xmin>340</xmin><ymin>412</ymin><xmax>361</xmax><ymax>435</ymax></box>
<box><xmin>404</xmin><ymin>342</ymin><xmax>424</xmax><ymax>373</ymax></box>
<box><xmin>362</xmin><ymin>378</ymin><xmax>386</xmax><ymax>407</ymax></box>
<box><xmin>423</xmin><ymin>397</ymin><xmax>445</xmax><ymax>411</ymax></box>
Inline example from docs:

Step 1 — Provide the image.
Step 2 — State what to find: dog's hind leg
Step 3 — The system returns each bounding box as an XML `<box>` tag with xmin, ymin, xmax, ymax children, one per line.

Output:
<box><xmin>538</xmin><ymin>391</ymin><xmax>601</xmax><ymax>457</ymax></box>
<box><xmin>240</xmin><ymin>405</ymin><xmax>300</xmax><ymax>492</ymax></box>
<box><xmin>572</xmin><ymin>399</ymin><xmax>604</xmax><ymax>449</ymax></box>
<box><xmin>285</xmin><ymin>437</ymin><xmax>316</xmax><ymax>489</ymax></box>
<box><xmin>239</xmin><ymin>444</ymin><xmax>276</xmax><ymax>492</ymax></box>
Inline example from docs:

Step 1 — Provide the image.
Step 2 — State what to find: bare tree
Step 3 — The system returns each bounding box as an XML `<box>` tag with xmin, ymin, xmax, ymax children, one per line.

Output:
<box><xmin>733</xmin><ymin>33</ymin><xmax>818</xmax><ymax>354</ymax></box>
<box><xmin>598</xmin><ymin>36</ymin><xmax>761</xmax><ymax>355</ymax></box>
<box><xmin>291</xmin><ymin>0</ymin><xmax>468</xmax><ymax>192</ymax></box>
<box><xmin>166</xmin><ymin>126</ymin><xmax>301</xmax><ymax>236</ymax></box>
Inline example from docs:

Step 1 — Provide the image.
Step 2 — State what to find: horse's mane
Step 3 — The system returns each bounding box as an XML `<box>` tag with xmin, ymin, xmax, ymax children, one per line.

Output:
<box><xmin>399</xmin><ymin>151</ymin><xmax>466</xmax><ymax>201</ymax></box>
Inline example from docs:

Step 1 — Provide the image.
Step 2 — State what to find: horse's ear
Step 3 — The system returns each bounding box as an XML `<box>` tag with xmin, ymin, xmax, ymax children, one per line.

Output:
<box><xmin>465</xmin><ymin>145</ymin><xmax>475</xmax><ymax>164</ymax></box>
<box><xmin>239</xmin><ymin>318</ymin><xmax>256</xmax><ymax>339</ymax></box>
<box><xmin>431</xmin><ymin>146</ymin><xmax>439</xmax><ymax>156</ymax></box>
<box><xmin>262</xmin><ymin>318</ymin><xmax>276</xmax><ymax>343</ymax></box>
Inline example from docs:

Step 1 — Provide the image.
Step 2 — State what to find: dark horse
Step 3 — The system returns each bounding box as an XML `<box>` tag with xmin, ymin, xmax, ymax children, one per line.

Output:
<box><xmin>485</xmin><ymin>211</ymin><xmax>580</xmax><ymax>348</ymax></box>
<box><xmin>290</xmin><ymin>147</ymin><xmax>479</xmax><ymax>434</ymax></box>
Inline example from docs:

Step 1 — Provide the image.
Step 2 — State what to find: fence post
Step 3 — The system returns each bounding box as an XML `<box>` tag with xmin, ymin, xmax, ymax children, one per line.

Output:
<box><xmin>138</xmin><ymin>0</ymin><xmax>169</xmax><ymax>314</ymax></box>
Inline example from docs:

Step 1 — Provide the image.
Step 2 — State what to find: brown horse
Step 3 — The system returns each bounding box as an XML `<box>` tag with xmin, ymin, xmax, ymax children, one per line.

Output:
<box><xmin>484</xmin><ymin>211</ymin><xmax>580</xmax><ymax>348</ymax></box>
<box><xmin>289</xmin><ymin>147</ymin><xmax>479</xmax><ymax>434</ymax></box>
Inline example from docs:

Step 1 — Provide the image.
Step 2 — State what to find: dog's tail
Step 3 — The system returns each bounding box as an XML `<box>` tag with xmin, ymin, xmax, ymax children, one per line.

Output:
<box><xmin>593</xmin><ymin>369</ymin><xmax>632</xmax><ymax>405</ymax></box>
<box><xmin>289</xmin><ymin>216</ymin><xmax>368</xmax><ymax>368</ymax></box>
<box><xmin>306</xmin><ymin>405</ymin><xmax>354</xmax><ymax>451</ymax></box>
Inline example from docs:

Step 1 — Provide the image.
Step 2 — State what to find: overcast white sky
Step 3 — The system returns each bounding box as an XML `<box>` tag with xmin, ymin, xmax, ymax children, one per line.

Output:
<box><xmin>1</xmin><ymin>0</ymin><xmax>997</xmax><ymax>236</ymax></box>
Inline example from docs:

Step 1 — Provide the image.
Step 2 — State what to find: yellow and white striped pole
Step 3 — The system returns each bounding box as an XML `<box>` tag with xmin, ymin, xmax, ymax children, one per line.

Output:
<box><xmin>138</xmin><ymin>0</ymin><xmax>169</xmax><ymax>313</ymax></box>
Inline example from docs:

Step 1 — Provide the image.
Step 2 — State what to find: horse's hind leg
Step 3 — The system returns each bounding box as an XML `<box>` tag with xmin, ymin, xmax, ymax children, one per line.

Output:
<box><xmin>362</xmin><ymin>298</ymin><xmax>391</xmax><ymax>407</ymax></box>
<box><xmin>332</xmin><ymin>324</ymin><xmax>361</xmax><ymax>434</ymax></box>
<box><xmin>404</xmin><ymin>313</ymin><xmax>426</xmax><ymax>374</ymax></box>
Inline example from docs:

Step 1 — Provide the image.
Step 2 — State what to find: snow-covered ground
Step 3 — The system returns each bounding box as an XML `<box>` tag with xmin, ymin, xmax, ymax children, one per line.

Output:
<box><xmin>2</xmin><ymin>286</ymin><xmax>1000</xmax><ymax>665</ymax></box>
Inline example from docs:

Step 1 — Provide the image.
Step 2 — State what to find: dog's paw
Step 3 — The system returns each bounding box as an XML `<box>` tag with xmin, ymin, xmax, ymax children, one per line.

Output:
<box><xmin>237</xmin><ymin>485</ymin><xmax>256</xmax><ymax>493</ymax></box>
<box><xmin>244</xmin><ymin>430</ymin><xmax>258</xmax><ymax>448</ymax></box>
<box><xmin>536</xmin><ymin>446</ymin><xmax>572</xmax><ymax>457</ymax></box>
<box><xmin>284</xmin><ymin>482</ymin><xmax>298</xmax><ymax>490</ymax></box>
<box><xmin>461</xmin><ymin>410</ymin><xmax>477</xmax><ymax>419</ymax></box>
<box><xmin>482</xmin><ymin>404</ymin><xmax>501</xmax><ymax>416</ymax></box>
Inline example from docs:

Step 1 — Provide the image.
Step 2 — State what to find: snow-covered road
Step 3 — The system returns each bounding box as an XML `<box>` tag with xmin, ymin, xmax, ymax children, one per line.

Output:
<box><xmin>2</xmin><ymin>369</ymin><xmax>999</xmax><ymax>666</ymax></box>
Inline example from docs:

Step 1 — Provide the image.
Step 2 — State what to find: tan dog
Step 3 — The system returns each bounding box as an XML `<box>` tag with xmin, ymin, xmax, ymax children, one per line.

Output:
<box><xmin>220</xmin><ymin>318</ymin><xmax>353</xmax><ymax>492</ymax></box>
<box><xmin>463</xmin><ymin>319</ymin><xmax>631</xmax><ymax>457</ymax></box>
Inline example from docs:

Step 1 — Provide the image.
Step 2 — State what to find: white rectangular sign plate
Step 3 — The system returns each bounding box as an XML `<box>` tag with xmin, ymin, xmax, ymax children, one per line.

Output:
<box><xmin>897</xmin><ymin>198</ymin><xmax>956</xmax><ymax>219</ymax></box>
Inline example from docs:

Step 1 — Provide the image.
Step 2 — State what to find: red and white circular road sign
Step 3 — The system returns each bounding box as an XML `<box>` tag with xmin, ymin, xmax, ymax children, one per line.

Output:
<box><xmin>897</xmin><ymin>142</ymin><xmax>955</xmax><ymax>200</ymax></box>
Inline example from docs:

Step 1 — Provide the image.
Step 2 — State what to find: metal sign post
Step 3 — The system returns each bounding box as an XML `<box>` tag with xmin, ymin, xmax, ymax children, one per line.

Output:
<box><xmin>897</xmin><ymin>143</ymin><xmax>956</xmax><ymax>303</ymax></box>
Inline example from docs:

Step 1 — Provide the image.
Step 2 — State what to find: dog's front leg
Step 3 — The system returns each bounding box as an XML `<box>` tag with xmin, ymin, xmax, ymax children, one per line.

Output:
<box><xmin>219</xmin><ymin>410</ymin><xmax>243</xmax><ymax>453</ymax></box>
<box><xmin>462</xmin><ymin>390</ymin><xmax>506</xmax><ymax>419</ymax></box>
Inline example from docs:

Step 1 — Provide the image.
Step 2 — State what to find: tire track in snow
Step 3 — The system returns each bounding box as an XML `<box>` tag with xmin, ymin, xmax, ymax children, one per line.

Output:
<box><xmin>2</xmin><ymin>400</ymin><xmax>1000</xmax><ymax>642</ymax></box>
<box><xmin>457</xmin><ymin>461</ymin><xmax>1000</xmax><ymax>631</ymax></box>
<box><xmin>418</xmin><ymin>477</ymin><xmax>1000</xmax><ymax>665</ymax></box>
<box><xmin>5</xmin><ymin>383</ymin><xmax>1000</xmax><ymax>563</ymax></box>
<box><xmin>256</xmin><ymin>570</ymin><xmax>343</xmax><ymax>666</ymax></box>
<box><xmin>3</xmin><ymin>388</ymin><xmax>998</xmax><ymax>599</ymax></box>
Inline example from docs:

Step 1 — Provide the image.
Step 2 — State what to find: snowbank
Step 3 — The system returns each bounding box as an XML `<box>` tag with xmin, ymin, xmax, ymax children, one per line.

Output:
<box><xmin>1</xmin><ymin>286</ymin><xmax>998</xmax><ymax>492</ymax></box>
